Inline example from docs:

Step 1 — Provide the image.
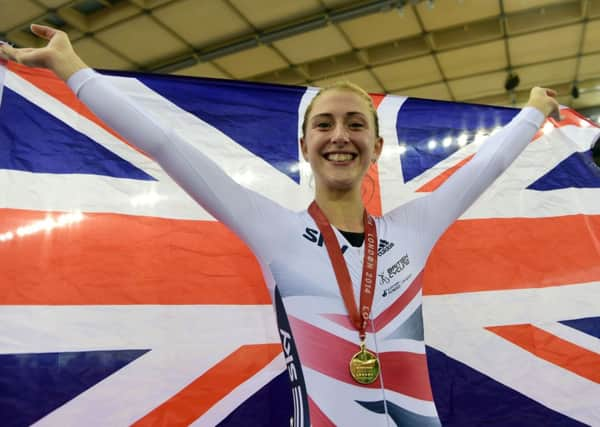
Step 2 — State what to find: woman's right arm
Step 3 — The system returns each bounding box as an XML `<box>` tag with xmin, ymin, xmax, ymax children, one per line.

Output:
<box><xmin>0</xmin><ymin>25</ymin><xmax>288</xmax><ymax>256</ymax></box>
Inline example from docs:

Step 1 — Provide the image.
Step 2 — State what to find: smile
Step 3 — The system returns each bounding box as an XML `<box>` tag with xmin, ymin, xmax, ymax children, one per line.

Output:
<box><xmin>324</xmin><ymin>153</ymin><xmax>357</xmax><ymax>162</ymax></box>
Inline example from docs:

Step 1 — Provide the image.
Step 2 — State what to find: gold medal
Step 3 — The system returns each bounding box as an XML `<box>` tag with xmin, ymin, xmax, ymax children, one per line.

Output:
<box><xmin>349</xmin><ymin>341</ymin><xmax>380</xmax><ymax>384</ymax></box>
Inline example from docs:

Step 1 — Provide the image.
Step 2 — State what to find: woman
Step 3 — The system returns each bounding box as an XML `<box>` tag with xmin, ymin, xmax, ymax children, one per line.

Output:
<box><xmin>1</xmin><ymin>25</ymin><xmax>559</xmax><ymax>426</ymax></box>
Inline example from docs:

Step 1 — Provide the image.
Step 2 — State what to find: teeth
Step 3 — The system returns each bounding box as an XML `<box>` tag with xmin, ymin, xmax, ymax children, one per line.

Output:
<box><xmin>327</xmin><ymin>153</ymin><xmax>354</xmax><ymax>161</ymax></box>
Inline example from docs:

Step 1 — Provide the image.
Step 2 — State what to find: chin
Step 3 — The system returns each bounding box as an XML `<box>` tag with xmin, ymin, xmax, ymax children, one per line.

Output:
<box><xmin>323</xmin><ymin>176</ymin><xmax>360</xmax><ymax>193</ymax></box>
<box><xmin>314</xmin><ymin>168</ymin><xmax>367</xmax><ymax>194</ymax></box>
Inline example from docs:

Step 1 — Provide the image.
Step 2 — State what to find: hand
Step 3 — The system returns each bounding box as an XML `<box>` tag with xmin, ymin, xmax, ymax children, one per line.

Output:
<box><xmin>0</xmin><ymin>24</ymin><xmax>87</xmax><ymax>81</ymax></box>
<box><xmin>525</xmin><ymin>86</ymin><xmax>560</xmax><ymax>121</ymax></box>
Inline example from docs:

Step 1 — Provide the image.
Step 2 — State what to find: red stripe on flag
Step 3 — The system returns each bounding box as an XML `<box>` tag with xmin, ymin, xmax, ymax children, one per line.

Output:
<box><xmin>132</xmin><ymin>343</ymin><xmax>282</xmax><ymax>426</ymax></box>
<box><xmin>487</xmin><ymin>324</ymin><xmax>600</xmax><ymax>384</ymax></box>
<box><xmin>417</xmin><ymin>155</ymin><xmax>473</xmax><ymax>192</ymax></box>
<box><xmin>555</xmin><ymin>108</ymin><xmax>600</xmax><ymax>129</ymax></box>
<box><xmin>362</xmin><ymin>163</ymin><xmax>382</xmax><ymax>216</ymax></box>
<box><xmin>424</xmin><ymin>215</ymin><xmax>600</xmax><ymax>295</ymax></box>
<box><xmin>369</xmin><ymin>93</ymin><xmax>385</xmax><ymax>109</ymax></box>
<box><xmin>0</xmin><ymin>208</ymin><xmax>270</xmax><ymax>305</ymax></box>
<box><xmin>308</xmin><ymin>397</ymin><xmax>336</xmax><ymax>427</ymax></box>
<box><xmin>289</xmin><ymin>316</ymin><xmax>433</xmax><ymax>400</ymax></box>
<box><xmin>8</xmin><ymin>62</ymin><xmax>149</xmax><ymax>156</ymax></box>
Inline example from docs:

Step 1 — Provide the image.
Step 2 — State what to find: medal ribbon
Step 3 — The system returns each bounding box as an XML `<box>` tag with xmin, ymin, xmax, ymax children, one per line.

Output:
<box><xmin>308</xmin><ymin>201</ymin><xmax>378</xmax><ymax>341</ymax></box>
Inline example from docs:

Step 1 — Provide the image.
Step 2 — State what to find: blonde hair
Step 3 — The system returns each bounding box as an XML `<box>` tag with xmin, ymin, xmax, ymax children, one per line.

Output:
<box><xmin>301</xmin><ymin>81</ymin><xmax>380</xmax><ymax>138</ymax></box>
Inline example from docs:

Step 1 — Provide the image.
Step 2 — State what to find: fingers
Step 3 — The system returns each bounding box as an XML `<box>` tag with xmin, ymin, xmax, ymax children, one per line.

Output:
<box><xmin>549</xmin><ymin>101</ymin><xmax>561</xmax><ymax>122</ymax></box>
<box><xmin>30</xmin><ymin>24</ymin><xmax>57</xmax><ymax>40</ymax></box>
<box><xmin>0</xmin><ymin>43</ymin><xmax>50</xmax><ymax>68</ymax></box>
<box><xmin>537</xmin><ymin>87</ymin><xmax>560</xmax><ymax>120</ymax></box>
<box><xmin>0</xmin><ymin>43</ymin><xmax>16</xmax><ymax>62</ymax></box>
<box><xmin>541</xmin><ymin>87</ymin><xmax>560</xmax><ymax>116</ymax></box>
<box><xmin>0</xmin><ymin>44</ymin><xmax>32</xmax><ymax>63</ymax></box>
<box><xmin>531</xmin><ymin>86</ymin><xmax>557</xmax><ymax>98</ymax></box>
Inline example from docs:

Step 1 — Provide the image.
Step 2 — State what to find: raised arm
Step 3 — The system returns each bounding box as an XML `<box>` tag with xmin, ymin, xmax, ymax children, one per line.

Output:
<box><xmin>394</xmin><ymin>87</ymin><xmax>559</xmax><ymax>252</ymax></box>
<box><xmin>0</xmin><ymin>25</ymin><xmax>290</xmax><ymax>261</ymax></box>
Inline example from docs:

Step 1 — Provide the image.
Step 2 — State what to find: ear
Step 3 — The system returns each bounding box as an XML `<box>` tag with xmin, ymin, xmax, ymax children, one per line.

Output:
<box><xmin>300</xmin><ymin>137</ymin><xmax>309</xmax><ymax>161</ymax></box>
<box><xmin>372</xmin><ymin>136</ymin><xmax>384</xmax><ymax>162</ymax></box>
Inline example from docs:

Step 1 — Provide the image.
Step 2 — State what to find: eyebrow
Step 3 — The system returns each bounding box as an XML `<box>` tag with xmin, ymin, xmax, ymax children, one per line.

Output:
<box><xmin>311</xmin><ymin>112</ymin><xmax>368</xmax><ymax>121</ymax></box>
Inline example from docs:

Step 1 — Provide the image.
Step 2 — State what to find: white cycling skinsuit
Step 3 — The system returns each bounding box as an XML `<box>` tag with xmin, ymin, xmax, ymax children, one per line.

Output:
<box><xmin>68</xmin><ymin>69</ymin><xmax>545</xmax><ymax>426</ymax></box>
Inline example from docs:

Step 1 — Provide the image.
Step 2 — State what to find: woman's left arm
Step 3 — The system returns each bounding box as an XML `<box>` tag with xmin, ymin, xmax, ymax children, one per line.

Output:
<box><xmin>402</xmin><ymin>87</ymin><xmax>559</xmax><ymax>248</ymax></box>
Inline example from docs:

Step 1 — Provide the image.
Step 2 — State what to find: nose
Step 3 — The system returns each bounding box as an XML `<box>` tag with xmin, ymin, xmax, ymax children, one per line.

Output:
<box><xmin>331</xmin><ymin>124</ymin><xmax>350</xmax><ymax>144</ymax></box>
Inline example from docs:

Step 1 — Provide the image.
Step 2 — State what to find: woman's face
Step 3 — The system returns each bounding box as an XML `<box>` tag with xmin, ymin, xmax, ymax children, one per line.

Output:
<box><xmin>301</xmin><ymin>89</ymin><xmax>383</xmax><ymax>193</ymax></box>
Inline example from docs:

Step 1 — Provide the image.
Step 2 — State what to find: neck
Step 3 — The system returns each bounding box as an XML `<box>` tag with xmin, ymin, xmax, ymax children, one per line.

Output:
<box><xmin>314</xmin><ymin>187</ymin><xmax>365</xmax><ymax>232</ymax></box>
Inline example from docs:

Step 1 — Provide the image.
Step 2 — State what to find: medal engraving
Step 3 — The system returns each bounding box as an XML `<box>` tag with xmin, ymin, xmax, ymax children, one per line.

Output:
<box><xmin>349</xmin><ymin>342</ymin><xmax>380</xmax><ymax>384</ymax></box>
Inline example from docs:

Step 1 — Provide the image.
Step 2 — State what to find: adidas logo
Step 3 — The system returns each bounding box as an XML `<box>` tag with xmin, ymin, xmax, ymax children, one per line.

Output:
<box><xmin>378</xmin><ymin>239</ymin><xmax>394</xmax><ymax>256</ymax></box>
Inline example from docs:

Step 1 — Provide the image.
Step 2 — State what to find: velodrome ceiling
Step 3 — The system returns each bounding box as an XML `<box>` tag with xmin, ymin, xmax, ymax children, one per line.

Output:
<box><xmin>2</xmin><ymin>0</ymin><xmax>600</xmax><ymax>117</ymax></box>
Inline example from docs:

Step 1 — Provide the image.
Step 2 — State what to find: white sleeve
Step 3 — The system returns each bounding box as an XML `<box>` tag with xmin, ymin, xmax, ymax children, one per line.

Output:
<box><xmin>68</xmin><ymin>68</ymin><xmax>291</xmax><ymax>261</ymax></box>
<box><xmin>391</xmin><ymin>107</ymin><xmax>545</xmax><ymax>251</ymax></box>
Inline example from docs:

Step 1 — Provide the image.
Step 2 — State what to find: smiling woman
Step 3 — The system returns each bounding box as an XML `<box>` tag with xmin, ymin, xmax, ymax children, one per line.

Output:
<box><xmin>300</xmin><ymin>86</ymin><xmax>383</xmax><ymax>233</ymax></box>
<box><xmin>0</xmin><ymin>24</ymin><xmax>562</xmax><ymax>426</ymax></box>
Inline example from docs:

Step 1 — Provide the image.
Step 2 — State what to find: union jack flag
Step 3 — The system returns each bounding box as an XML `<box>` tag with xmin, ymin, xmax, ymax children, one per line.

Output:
<box><xmin>0</xmin><ymin>61</ymin><xmax>598</xmax><ymax>426</ymax></box>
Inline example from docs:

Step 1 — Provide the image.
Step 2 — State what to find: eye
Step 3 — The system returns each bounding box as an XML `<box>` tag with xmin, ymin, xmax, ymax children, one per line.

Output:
<box><xmin>349</xmin><ymin>122</ymin><xmax>365</xmax><ymax>129</ymax></box>
<box><xmin>316</xmin><ymin>121</ymin><xmax>332</xmax><ymax>130</ymax></box>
